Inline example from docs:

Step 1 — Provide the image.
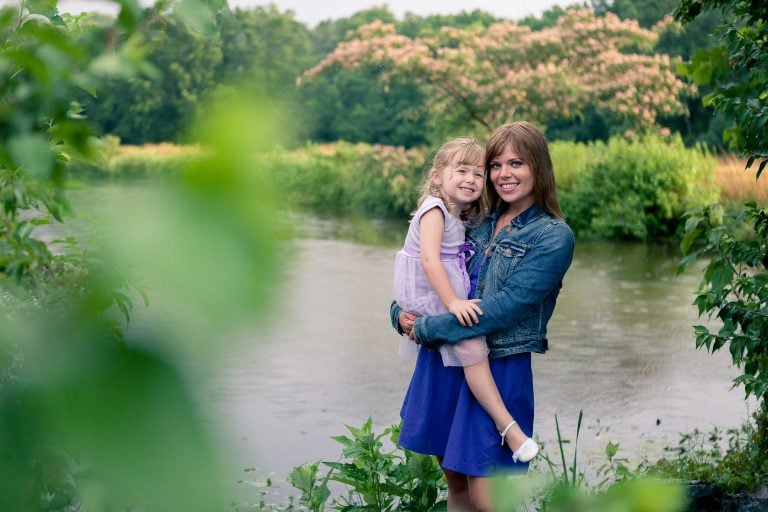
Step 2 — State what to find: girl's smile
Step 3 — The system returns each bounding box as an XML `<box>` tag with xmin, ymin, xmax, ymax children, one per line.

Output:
<box><xmin>434</xmin><ymin>161</ymin><xmax>485</xmax><ymax>215</ymax></box>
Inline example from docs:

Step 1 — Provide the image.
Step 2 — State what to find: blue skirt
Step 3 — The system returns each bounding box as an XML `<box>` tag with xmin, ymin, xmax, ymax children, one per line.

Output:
<box><xmin>399</xmin><ymin>347</ymin><xmax>465</xmax><ymax>456</ymax></box>
<box><xmin>400</xmin><ymin>349</ymin><xmax>535</xmax><ymax>477</ymax></box>
<box><xmin>443</xmin><ymin>352</ymin><xmax>534</xmax><ymax>477</ymax></box>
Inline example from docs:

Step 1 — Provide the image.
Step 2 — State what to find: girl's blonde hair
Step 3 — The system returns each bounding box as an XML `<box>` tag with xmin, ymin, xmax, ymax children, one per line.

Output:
<box><xmin>417</xmin><ymin>137</ymin><xmax>486</xmax><ymax>223</ymax></box>
<box><xmin>485</xmin><ymin>122</ymin><xmax>564</xmax><ymax>218</ymax></box>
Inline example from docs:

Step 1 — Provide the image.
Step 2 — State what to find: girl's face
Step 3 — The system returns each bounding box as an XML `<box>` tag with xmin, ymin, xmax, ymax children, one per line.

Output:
<box><xmin>489</xmin><ymin>146</ymin><xmax>535</xmax><ymax>211</ymax></box>
<box><xmin>434</xmin><ymin>157</ymin><xmax>485</xmax><ymax>209</ymax></box>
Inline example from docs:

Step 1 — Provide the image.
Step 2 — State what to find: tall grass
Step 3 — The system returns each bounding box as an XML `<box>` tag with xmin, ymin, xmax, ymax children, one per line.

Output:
<box><xmin>715</xmin><ymin>154</ymin><xmax>768</xmax><ymax>206</ymax></box>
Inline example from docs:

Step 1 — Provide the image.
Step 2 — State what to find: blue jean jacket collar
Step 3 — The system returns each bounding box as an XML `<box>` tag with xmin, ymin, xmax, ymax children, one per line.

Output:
<box><xmin>491</xmin><ymin>203</ymin><xmax>546</xmax><ymax>229</ymax></box>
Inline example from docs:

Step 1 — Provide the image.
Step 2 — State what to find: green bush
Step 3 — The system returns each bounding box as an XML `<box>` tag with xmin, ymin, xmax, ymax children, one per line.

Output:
<box><xmin>69</xmin><ymin>138</ymin><xmax>722</xmax><ymax>236</ymax></box>
<box><xmin>278</xmin><ymin>418</ymin><xmax>447</xmax><ymax>511</ymax></box>
<box><xmin>559</xmin><ymin>135</ymin><xmax>719</xmax><ymax>240</ymax></box>
<box><xmin>550</xmin><ymin>139</ymin><xmax>601</xmax><ymax>193</ymax></box>
<box><xmin>643</xmin><ymin>408</ymin><xmax>768</xmax><ymax>493</ymax></box>
<box><xmin>263</xmin><ymin>142</ymin><xmax>429</xmax><ymax>217</ymax></box>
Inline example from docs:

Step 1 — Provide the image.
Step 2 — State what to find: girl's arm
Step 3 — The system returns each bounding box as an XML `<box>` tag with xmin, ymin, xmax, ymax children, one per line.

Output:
<box><xmin>419</xmin><ymin>207</ymin><xmax>481</xmax><ymax>326</ymax></box>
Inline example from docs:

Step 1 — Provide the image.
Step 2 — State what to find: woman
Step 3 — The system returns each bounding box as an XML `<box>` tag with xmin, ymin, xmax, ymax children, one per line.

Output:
<box><xmin>392</xmin><ymin>121</ymin><xmax>575</xmax><ymax>511</ymax></box>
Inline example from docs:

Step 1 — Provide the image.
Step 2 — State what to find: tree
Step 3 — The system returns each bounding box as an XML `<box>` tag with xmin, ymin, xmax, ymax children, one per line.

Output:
<box><xmin>299</xmin><ymin>7</ymin><xmax>433</xmax><ymax>147</ymax></box>
<box><xmin>518</xmin><ymin>4</ymin><xmax>572</xmax><ymax>31</ymax></box>
<box><xmin>301</xmin><ymin>8</ymin><xmax>693</xmax><ymax>139</ymax></box>
<box><xmin>310</xmin><ymin>5</ymin><xmax>397</xmax><ymax>55</ymax></box>
<box><xmin>594</xmin><ymin>0</ymin><xmax>727</xmax><ymax>149</ymax></box>
<box><xmin>300</xmin><ymin>65</ymin><xmax>429</xmax><ymax>147</ymax></box>
<box><xmin>80</xmin><ymin>11</ymin><xmax>223</xmax><ymax>143</ymax></box>
<box><xmin>677</xmin><ymin>0</ymin><xmax>768</xmax><ymax>490</ymax></box>
<box><xmin>397</xmin><ymin>9</ymin><xmax>499</xmax><ymax>37</ymax></box>
<box><xmin>216</xmin><ymin>5</ymin><xmax>313</xmax><ymax>97</ymax></box>
<box><xmin>676</xmin><ymin>0</ymin><xmax>767</xmax><ymax>172</ymax></box>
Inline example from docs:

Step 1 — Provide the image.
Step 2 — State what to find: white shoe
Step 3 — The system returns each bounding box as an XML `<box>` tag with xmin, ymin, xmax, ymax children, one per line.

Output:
<box><xmin>512</xmin><ymin>438</ymin><xmax>539</xmax><ymax>463</ymax></box>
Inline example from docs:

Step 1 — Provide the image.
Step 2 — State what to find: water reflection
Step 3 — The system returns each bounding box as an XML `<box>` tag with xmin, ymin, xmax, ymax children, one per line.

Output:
<box><xmin>289</xmin><ymin>210</ymin><xmax>407</xmax><ymax>247</ymax></box>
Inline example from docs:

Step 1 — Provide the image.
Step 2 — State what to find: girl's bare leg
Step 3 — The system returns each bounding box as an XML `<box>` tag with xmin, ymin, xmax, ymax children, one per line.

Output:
<box><xmin>438</xmin><ymin>457</ymin><xmax>472</xmax><ymax>511</ymax></box>
<box><xmin>463</xmin><ymin>359</ymin><xmax>529</xmax><ymax>451</ymax></box>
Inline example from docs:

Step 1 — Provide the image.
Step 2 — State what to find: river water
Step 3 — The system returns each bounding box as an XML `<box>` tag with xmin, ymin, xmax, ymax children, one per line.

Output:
<box><xmin>64</xmin><ymin>186</ymin><xmax>752</xmax><ymax>500</ymax></box>
<box><xmin>204</xmin><ymin>215</ymin><xmax>751</xmax><ymax>491</ymax></box>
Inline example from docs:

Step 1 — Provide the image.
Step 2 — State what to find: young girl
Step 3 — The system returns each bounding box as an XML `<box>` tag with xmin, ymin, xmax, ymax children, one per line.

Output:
<box><xmin>393</xmin><ymin>137</ymin><xmax>538</xmax><ymax>465</ymax></box>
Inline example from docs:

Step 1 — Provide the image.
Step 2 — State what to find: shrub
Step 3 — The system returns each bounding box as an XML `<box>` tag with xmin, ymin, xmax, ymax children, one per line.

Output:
<box><xmin>69</xmin><ymin>137</ymin><xmax>723</xmax><ymax>235</ymax></box>
<box><xmin>550</xmin><ymin>139</ymin><xmax>601</xmax><ymax>193</ymax></box>
<box><xmin>643</xmin><ymin>408</ymin><xmax>768</xmax><ymax>493</ymax></box>
<box><xmin>263</xmin><ymin>142</ymin><xmax>429</xmax><ymax>217</ymax></box>
<box><xmin>560</xmin><ymin>134</ymin><xmax>719</xmax><ymax>240</ymax></box>
<box><xmin>284</xmin><ymin>418</ymin><xmax>447</xmax><ymax>511</ymax></box>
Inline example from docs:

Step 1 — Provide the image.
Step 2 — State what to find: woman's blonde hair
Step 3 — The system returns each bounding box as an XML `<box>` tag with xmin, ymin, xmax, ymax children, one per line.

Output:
<box><xmin>417</xmin><ymin>137</ymin><xmax>486</xmax><ymax>224</ymax></box>
<box><xmin>485</xmin><ymin>122</ymin><xmax>563</xmax><ymax>218</ymax></box>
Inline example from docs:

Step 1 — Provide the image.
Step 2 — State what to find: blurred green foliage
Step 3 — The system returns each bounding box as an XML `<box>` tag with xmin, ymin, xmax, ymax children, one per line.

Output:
<box><xmin>1</xmin><ymin>1</ymin><xmax>285</xmax><ymax>510</ymax></box>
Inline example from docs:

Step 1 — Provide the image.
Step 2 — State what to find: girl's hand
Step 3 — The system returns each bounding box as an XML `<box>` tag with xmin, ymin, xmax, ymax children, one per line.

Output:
<box><xmin>448</xmin><ymin>299</ymin><xmax>483</xmax><ymax>326</ymax></box>
<box><xmin>399</xmin><ymin>310</ymin><xmax>417</xmax><ymax>337</ymax></box>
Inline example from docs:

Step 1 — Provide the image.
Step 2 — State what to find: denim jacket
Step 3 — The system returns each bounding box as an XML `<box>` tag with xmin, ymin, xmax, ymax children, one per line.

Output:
<box><xmin>399</xmin><ymin>203</ymin><xmax>574</xmax><ymax>359</ymax></box>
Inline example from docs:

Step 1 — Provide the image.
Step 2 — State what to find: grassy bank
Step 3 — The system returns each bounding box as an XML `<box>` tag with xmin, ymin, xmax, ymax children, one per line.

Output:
<box><xmin>70</xmin><ymin>136</ymin><xmax>759</xmax><ymax>241</ymax></box>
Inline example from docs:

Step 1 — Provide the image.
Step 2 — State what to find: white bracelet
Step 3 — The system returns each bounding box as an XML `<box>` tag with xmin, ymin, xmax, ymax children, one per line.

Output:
<box><xmin>499</xmin><ymin>420</ymin><xmax>517</xmax><ymax>446</ymax></box>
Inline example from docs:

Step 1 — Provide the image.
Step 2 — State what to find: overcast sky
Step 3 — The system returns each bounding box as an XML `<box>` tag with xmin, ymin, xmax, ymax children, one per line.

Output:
<box><xmin>54</xmin><ymin>0</ymin><xmax>581</xmax><ymax>27</ymax></box>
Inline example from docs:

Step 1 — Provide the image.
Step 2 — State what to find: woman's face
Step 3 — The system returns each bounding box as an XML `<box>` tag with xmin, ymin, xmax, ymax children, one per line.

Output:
<box><xmin>489</xmin><ymin>146</ymin><xmax>535</xmax><ymax>210</ymax></box>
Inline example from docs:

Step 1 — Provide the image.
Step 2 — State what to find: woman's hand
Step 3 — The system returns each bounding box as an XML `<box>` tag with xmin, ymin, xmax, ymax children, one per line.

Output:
<box><xmin>399</xmin><ymin>310</ymin><xmax>417</xmax><ymax>338</ymax></box>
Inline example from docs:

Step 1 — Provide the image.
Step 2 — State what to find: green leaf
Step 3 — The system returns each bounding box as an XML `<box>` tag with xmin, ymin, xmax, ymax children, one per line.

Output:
<box><xmin>709</xmin><ymin>261</ymin><xmax>734</xmax><ymax>295</ymax></box>
<box><xmin>116</xmin><ymin>0</ymin><xmax>143</xmax><ymax>31</ymax></box>
<box><xmin>173</xmin><ymin>0</ymin><xmax>217</xmax><ymax>35</ymax></box>
<box><xmin>25</xmin><ymin>0</ymin><xmax>58</xmax><ymax>19</ymax></box>
<box><xmin>8</xmin><ymin>134</ymin><xmax>54</xmax><ymax>179</ymax></box>
<box><xmin>680</xmin><ymin>227</ymin><xmax>702</xmax><ymax>255</ymax></box>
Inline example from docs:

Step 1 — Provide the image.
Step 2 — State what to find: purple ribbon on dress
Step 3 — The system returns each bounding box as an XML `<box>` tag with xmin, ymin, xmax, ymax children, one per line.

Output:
<box><xmin>458</xmin><ymin>241</ymin><xmax>476</xmax><ymax>299</ymax></box>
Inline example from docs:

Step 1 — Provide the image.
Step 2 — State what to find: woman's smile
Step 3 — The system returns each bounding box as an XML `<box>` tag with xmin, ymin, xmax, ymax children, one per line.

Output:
<box><xmin>489</xmin><ymin>147</ymin><xmax>535</xmax><ymax>209</ymax></box>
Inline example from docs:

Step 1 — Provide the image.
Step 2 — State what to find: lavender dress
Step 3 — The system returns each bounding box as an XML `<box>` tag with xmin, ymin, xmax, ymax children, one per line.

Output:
<box><xmin>393</xmin><ymin>195</ymin><xmax>488</xmax><ymax>367</ymax></box>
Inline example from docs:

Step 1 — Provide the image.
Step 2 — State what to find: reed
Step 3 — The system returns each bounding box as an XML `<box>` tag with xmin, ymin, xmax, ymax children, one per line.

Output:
<box><xmin>715</xmin><ymin>154</ymin><xmax>768</xmax><ymax>206</ymax></box>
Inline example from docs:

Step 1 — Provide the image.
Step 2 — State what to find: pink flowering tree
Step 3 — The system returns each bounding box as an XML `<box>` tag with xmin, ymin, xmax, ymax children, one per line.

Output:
<box><xmin>301</xmin><ymin>8</ymin><xmax>693</xmax><ymax>137</ymax></box>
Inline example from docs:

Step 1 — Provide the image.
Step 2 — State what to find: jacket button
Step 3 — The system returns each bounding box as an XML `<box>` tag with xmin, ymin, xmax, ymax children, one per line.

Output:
<box><xmin>505</xmin><ymin>225</ymin><xmax>512</xmax><ymax>232</ymax></box>
<box><xmin>504</xmin><ymin>248</ymin><xmax>512</xmax><ymax>256</ymax></box>
<box><xmin>485</xmin><ymin>249</ymin><xmax>493</xmax><ymax>257</ymax></box>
